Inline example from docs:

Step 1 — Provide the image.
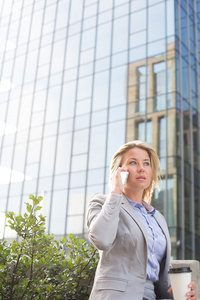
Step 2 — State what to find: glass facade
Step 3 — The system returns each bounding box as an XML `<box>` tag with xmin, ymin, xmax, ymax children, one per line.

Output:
<box><xmin>0</xmin><ymin>0</ymin><xmax>200</xmax><ymax>260</ymax></box>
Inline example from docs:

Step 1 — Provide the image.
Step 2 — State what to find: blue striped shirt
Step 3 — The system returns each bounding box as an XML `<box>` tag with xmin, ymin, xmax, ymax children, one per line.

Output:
<box><xmin>126</xmin><ymin>197</ymin><xmax>167</xmax><ymax>282</ymax></box>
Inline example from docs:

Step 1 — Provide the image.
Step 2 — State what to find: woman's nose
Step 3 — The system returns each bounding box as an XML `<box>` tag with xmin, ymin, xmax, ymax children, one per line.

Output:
<box><xmin>137</xmin><ymin>162</ymin><xmax>144</xmax><ymax>172</ymax></box>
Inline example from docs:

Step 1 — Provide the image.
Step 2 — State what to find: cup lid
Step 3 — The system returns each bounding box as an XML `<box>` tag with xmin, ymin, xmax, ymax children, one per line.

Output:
<box><xmin>168</xmin><ymin>267</ymin><xmax>192</xmax><ymax>274</ymax></box>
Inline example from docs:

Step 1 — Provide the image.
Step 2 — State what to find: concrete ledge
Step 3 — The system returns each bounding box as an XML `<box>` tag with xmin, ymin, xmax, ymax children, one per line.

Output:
<box><xmin>171</xmin><ymin>260</ymin><xmax>200</xmax><ymax>299</ymax></box>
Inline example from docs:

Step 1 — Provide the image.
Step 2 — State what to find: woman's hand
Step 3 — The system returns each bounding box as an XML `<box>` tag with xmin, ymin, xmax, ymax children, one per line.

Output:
<box><xmin>168</xmin><ymin>282</ymin><xmax>196</xmax><ymax>299</ymax></box>
<box><xmin>109</xmin><ymin>167</ymin><xmax>127</xmax><ymax>195</ymax></box>
<box><xmin>186</xmin><ymin>282</ymin><xmax>196</xmax><ymax>299</ymax></box>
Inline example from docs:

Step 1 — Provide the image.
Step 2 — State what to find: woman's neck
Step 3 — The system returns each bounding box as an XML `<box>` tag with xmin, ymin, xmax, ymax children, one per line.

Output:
<box><xmin>123</xmin><ymin>189</ymin><xmax>143</xmax><ymax>204</ymax></box>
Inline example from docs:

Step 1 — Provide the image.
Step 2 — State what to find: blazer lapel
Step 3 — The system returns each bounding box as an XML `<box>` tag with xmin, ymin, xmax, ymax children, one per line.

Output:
<box><xmin>121</xmin><ymin>194</ymin><xmax>148</xmax><ymax>245</ymax></box>
<box><xmin>154</xmin><ymin>211</ymin><xmax>171</xmax><ymax>257</ymax></box>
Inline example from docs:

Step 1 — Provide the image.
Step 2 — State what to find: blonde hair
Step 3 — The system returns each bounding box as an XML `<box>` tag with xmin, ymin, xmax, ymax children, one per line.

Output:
<box><xmin>110</xmin><ymin>140</ymin><xmax>160</xmax><ymax>203</ymax></box>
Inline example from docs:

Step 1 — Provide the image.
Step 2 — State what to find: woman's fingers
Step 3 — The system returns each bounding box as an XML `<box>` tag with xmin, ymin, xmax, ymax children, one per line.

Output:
<box><xmin>187</xmin><ymin>282</ymin><xmax>196</xmax><ymax>299</ymax></box>
<box><xmin>110</xmin><ymin>168</ymin><xmax>125</xmax><ymax>194</ymax></box>
<box><xmin>168</xmin><ymin>282</ymin><xmax>196</xmax><ymax>299</ymax></box>
<box><xmin>167</xmin><ymin>286</ymin><xmax>172</xmax><ymax>294</ymax></box>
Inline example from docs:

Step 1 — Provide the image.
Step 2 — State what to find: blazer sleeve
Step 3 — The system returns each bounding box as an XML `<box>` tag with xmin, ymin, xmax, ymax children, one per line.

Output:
<box><xmin>87</xmin><ymin>193</ymin><xmax>122</xmax><ymax>251</ymax></box>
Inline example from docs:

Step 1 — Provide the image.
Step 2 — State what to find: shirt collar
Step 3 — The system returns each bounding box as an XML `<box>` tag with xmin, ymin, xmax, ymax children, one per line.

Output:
<box><xmin>125</xmin><ymin>195</ymin><xmax>156</xmax><ymax>215</ymax></box>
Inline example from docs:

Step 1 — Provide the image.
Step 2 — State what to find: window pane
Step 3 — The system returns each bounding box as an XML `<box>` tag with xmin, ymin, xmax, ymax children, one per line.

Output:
<box><xmin>130</xmin><ymin>10</ymin><xmax>146</xmax><ymax>34</ymax></box>
<box><xmin>137</xmin><ymin>121</ymin><xmax>152</xmax><ymax>145</ymax></box>
<box><xmin>95</xmin><ymin>57</ymin><xmax>110</xmax><ymax>72</ymax></box>
<box><xmin>130</xmin><ymin>31</ymin><xmax>146</xmax><ymax>48</ymax></box>
<box><xmin>23</xmin><ymin>179</ymin><xmax>37</xmax><ymax>195</ymax></box>
<box><xmin>24</xmin><ymin>50</ymin><xmax>38</xmax><ymax>83</ymax></box>
<box><xmin>96</xmin><ymin>23</ymin><xmax>112</xmax><ymax>59</ymax></box>
<box><xmin>81</xmin><ymin>28</ymin><xmax>96</xmax><ymax>50</ymax></box>
<box><xmin>60</xmin><ymin>82</ymin><xmax>76</xmax><ymax>119</ymax></box>
<box><xmin>39</xmin><ymin>45</ymin><xmax>52</xmax><ymax>66</ymax></box>
<box><xmin>106</xmin><ymin>121</ymin><xmax>126</xmax><ymax>165</ymax></box>
<box><xmin>76</xmin><ymin>98</ymin><xmax>91</xmax><ymax>115</ymax></box>
<box><xmin>112</xmin><ymin>17</ymin><xmax>128</xmax><ymax>53</ymax></box>
<box><xmin>75</xmin><ymin>114</ymin><xmax>90</xmax><ymax>130</ymax></box>
<box><xmin>51</xmin><ymin>40</ymin><xmax>65</xmax><ymax>74</ymax></box>
<box><xmin>1</xmin><ymin>146</ymin><xmax>13</xmax><ymax>167</ymax></box>
<box><xmin>112</xmin><ymin>51</ymin><xmax>127</xmax><ymax>68</ymax></box>
<box><xmin>18</xmin><ymin>16</ymin><xmax>31</xmax><ymax>44</ymax></box>
<box><xmin>68</xmin><ymin>188</ymin><xmax>84</xmax><ymax>216</ymax></box>
<box><xmin>98</xmin><ymin>10</ymin><xmax>112</xmax><ymax>25</ymax></box>
<box><xmin>38</xmin><ymin>177</ymin><xmax>53</xmax><ymax>192</ymax></box>
<box><xmin>50</xmin><ymin>190</ymin><xmax>67</xmax><ymax>235</ymax></box>
<box><xmin>131</xmin><ymin>0</ymin><xmax>147</xmax><ymax>12</ymax></box>
<box><xmin>55</xmin><ymin>1</ymin><xmax>70</xmax><ymax>30</ymax></box>
<box><xmin>73</xmin><ymin>129</ymin><xmax>89</xmax><ymax>155</ymax></box>
<box><xmin>66</xmin><ymin>215</ymin><xmax>83</xmax><ymax>234</ymax></box>
<box><xmin>159</xmin><ymin>117</ymin><xmax>166</xmax><ymax>169</ymax></box>
<box><xmin>69</xmin><ymin>0</ymin><xmax>83</xmax><ymax>24</ymax></box>
<box><xmin>99</xmin><ymin>0</ymin><xmax>113</xmax><ymax>12</ymax></box>
<box><xmin>65</xmin><ymin>35</ymin><xmax>81</xmax><ymax>69</ymax></box>
<box><xmin>55</xmin><ymin>133</ymin><xmax>72</xmax><ymax>174</ymax></box>
<box><xmin>12</xmin><ymin>143</ymin><xmax>27</xmax><ymax>173</ymax></box>
<box><xmin>77</xmin><ymin>76</ymin><xmax>92</xmax><ymax>100</ymax></box>
<box><xmin>167</xmin><ymin>0</ymin><xmax>175</xmax><ymax>36</ymax></box>
<box><xmin>27</xmin><ymin>140</ymin><xmax>42</xmax><ymax>163</ymax></box>
<box><xmin>70</xmin><ymin>171</ymin><xmax>86</xmax><ymax>188</ymax></box>
<box><xmin>93</xmin><ymin>71</ymin><xmax>109</xmax><ymax>111</ymax></box>
<box><xmin>109</xmin><ymin>104</ymin><xmax>126</xmax><ymax>122</ymax></box>
<box><xmin>71</xmin><ymin>154</ymin><xmax>87</xmax><ymax>172</ymax></box>
<box><xmin>110</xmin><ymin>66</ymin><xmax>127</xmax><ymax>106</ymax></box>
<box><xmin>45</xmin><ymin>86</ymin><xmax>61</xmax><ymax>123</ymax></box>
<box><xmin>87</xmin><ymin>168</ymin><xmax>104</xmax><ymax>185</ymax></box>
<box><xmin>40</xmin><ymin>137</ymin><xmax>56</xmax><ymax>177</ymax></box>
<box><xmin>43</xmin><ymin>4</ymin><xmax>56</xmax><ymax>24</ymax></box>
<box><xmin>53</xmin><ymin>174</ymin><xmax>69</xmax><ymax>190</ymax></box>
<box><xmin>26</xmin><ymin>163</ymin><xmax>39</xmax><ymax>179</ymax></box>
<box><xmin>89</xmin><ymin>125</ymin><xmax>106</xmax><ymax>168</ymax></box>
<box><xmin>148</xmin><ymin>3</ymin><xmax>165</xmax><ymax>42</ymax></box>
<box><xmin>6</xmin><ymin>99</ymin><xmax>20</xmax><ymax>125</ymax></box>
<box><xmin>84</xmin><ymin>3</ymin><xmax>97</xmax><ymax>18</ymax></box>
<box><xmin>12</xmin><ymin>55</ymin><xmax>26</xmax><ymax>86</ymax></box>
<box><xmin>91</xmin><ymin>109</ymin><xmax>107</xmax><ymax>126</ymax></box>
<box><xmin>148</xmin><ymin>39</ymin><xmax>165</xmax><ymax>57</ymax></box>
<box><xmin>9</xmin><ymin>182</ymin><xmax>23</xmax><ymax>196</ymax></box>
<box><xmin>153</xmin><ymin>61</ymin><xmax>166</xmax><ymax>111</ymax></box>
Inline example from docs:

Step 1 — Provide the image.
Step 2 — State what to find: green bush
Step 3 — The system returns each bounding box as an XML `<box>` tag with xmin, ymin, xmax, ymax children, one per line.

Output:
<box><xmin>0</xmin><ymin>195</ymin><xmax>99</xmax><ymax>300</ymax></box>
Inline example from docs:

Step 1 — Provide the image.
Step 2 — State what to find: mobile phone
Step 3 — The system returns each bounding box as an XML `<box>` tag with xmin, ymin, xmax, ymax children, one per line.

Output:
<box><xmin>120</xmin><ymin>171</ymin><xmax>129</xmax><ymax>185</ymax></box>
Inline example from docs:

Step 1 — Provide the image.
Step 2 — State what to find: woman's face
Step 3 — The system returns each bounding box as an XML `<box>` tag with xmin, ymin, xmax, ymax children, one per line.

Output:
<box><xmin>121</xmin><ymin>147</ymin><xmax>152</xmax><ymax>192</ymax></box>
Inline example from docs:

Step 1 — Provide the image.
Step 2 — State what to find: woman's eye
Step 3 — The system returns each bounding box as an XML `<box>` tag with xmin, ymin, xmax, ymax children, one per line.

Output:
<box><xmin>130</xmin><ymin>161</ymin><xmax>136</xmax><ymax>165</ymax></box>
<box><xmin>144</xmin><ymin>162</ymin><xmax>150</xmax><ymax>166</ymax></box>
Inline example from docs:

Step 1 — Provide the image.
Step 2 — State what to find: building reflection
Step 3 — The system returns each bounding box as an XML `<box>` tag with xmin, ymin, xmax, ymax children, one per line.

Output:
<box><xmin>126</xmin><ymin>39</ymin><xmax>200</xmax><ymax>259</ymax></box>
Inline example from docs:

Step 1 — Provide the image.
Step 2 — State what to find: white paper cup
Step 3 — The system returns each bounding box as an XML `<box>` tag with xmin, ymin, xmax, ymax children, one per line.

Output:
<box><xmin>169</xmin><ymin>267</ymin><xmax>192</xmax><ymax>300</ymax></box>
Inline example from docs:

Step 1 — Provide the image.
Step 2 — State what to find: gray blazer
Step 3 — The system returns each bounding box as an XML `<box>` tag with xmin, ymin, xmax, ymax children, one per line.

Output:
<box><xmin>87</xmin><ymin>193</ymin><xmax>173</xmax><ymax>300</ymax></box>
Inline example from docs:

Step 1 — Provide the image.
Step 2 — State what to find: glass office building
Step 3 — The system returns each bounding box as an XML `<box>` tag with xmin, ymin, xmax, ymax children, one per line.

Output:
<box><xmin>0</xmin><ymin>0</ymin><xmax>200</xmax><ymax>260</ymax></box>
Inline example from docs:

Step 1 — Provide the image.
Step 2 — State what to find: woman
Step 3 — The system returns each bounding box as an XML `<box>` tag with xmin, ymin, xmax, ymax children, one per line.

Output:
<box><xmin>87</xmin><ymin>140</ymin><xmax>196</xmax><ymax>300</ymax></box>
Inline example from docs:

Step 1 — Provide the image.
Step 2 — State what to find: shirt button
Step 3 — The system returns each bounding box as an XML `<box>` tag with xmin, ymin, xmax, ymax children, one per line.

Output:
<box><xmin>112</xmin><ymin>200</ymin><xmax>116</xmax><ymax>204</ymax></box>
<box><xmin>111</xmin><ymin>205</ymin><xmax>115</xmax><ymax>209</ymax></box>
<box><xmin>155</xmin><ymin>238</ymin><xmax>157</xmax><ymax>241</ymax></box>
<box><xmin>108</xmin><ymin>210</ymin><xmax>113</xmax><ymax>215</ymax></box>
<box><xmin>152</xmin><ymin>254</ymin><xmax>154</xmax><ymax>257</ymax></box>
<box><xmin>154</xmin><ymin>269</ymin><xmax>156</xmax><ymax>272</ymax></box>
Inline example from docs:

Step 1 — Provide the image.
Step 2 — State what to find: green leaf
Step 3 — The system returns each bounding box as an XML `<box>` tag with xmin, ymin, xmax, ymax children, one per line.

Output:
<box><xmin>68</xmin><ymin>233</ymin><xmax>74</xmax><ymax>240</ymax></box>
<box><xmin>26</xmin><ymin>204</ymin><xmax>32</xmax><ymax>213</ymax></box>
<box><xmin>34</xmin><ymin>206</ymin><xmax>42</xmax><ymax>211</ymax></box>
<box><xmin>23</xmin><ymin>281</ymin><xmax>29</xmax><ymax>286</ymax></box>
<box><xmin>68</xmin><ymin>261</ymin><xmax>73</xmax><ymax>269</ymax></box>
